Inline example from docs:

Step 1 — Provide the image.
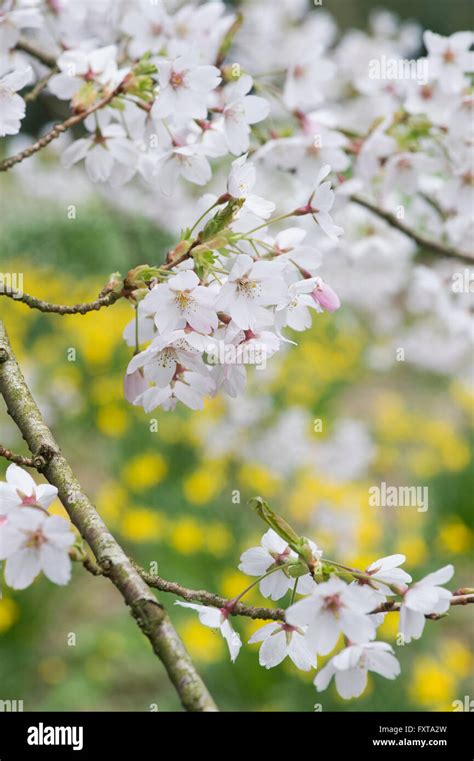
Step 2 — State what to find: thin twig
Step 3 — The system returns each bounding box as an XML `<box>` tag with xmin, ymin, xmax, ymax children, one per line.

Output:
<box><xmin>0</xmin><ymin>445</ymin><xmax>45</xmax><ymax>469</ymax></box>
<box><xmin>134</xmin><ymin>565</ymin><xmax>285</xmax><ymax>621</ymax></box>
<box><xmin>25</xmin><ymin>68</ymin><xmax>58</xmax><ymax>103</ymax></box>
<box><xmin>0</xmin><ymin>321</ymin><xmax>217</xmax><ymax>713</ymax></box>
<box><xmin>351</xmin><ymin>194</ymin><xmax>474</xmax><ymax>264</ymax></box>
<box><xmin>0</xmin><ymin>288</ymin><xmax>123</xmax><ymax>315</ymax></box>
<box><xmin>130</xmin><ymin>563</ymin><xmax>474</xmax><ymax>623</ymax></box>
<box><xmin>0</xmin><ymin>83</ymin><xmax>123</xmax><ymax>173</ymax></box>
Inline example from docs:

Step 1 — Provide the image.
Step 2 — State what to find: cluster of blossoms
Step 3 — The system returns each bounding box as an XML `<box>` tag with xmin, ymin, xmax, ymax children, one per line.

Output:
<box><xmin>1</xmin><ymin>2</ymin><xmax>472</xmax><ymax>389</ymax></box>
<box><xmin>123</xmin><ymin>157</ymin><xmax>341</xmax><ymax>412</ymax></box>
<box><xmin>0</xmin><ymin>465</ymin><xmax>75</xmax><ymax>590</ymax></box>
<box><xmin>178</xmin><ymin>505</ymin><xmax>455</xmax><ymax>700</ymax></box>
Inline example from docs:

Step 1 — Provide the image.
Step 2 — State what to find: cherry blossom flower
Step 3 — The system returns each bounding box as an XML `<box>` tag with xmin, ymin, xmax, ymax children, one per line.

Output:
<box><xmin>314</xmin><ymin>642</ymin><xmax>400</xmax><ymax>699</ymax></box>
<box><xmin>423</xmin><ymin>31</ymin><xmax>474</xmax><ymax>93</ymax></box>
<box><xmin>239</xmin><ymin>528</ymin><xmax>320</xmax><ymax>601</ymax></box>
<box><xmin>249</xmin><ymin>621</ymin><xmax>316</xmax><ymax>671</ymax></box>
<box><xmin>219</xmin><ymin>74</ymin><xmax>269</xmax><ymax>155</ymax></box>
<box><xmin>142</xmin><ymin>270</ymin><xmax>218</xmax><ymax>335</ymax></box>
<box><xmin>0</xmin><ymin>508</ymin><xmax>75</xmax><ymax>590</ymax></box>
<box><xmin>364</xmin><ymin>554</ymin><xmax>412</xmax><ymax>596</ymax></box>
<box><xmin>275</xmin><ymin>278</ymin><xmax>321</xmax><ymax>332</ymax></box>
<box><xmin>134</xmin><ymin>370</ymin><xmax>215</xmax><ymax>413</ymax></box>
<box><xmin>286</xmin><ymin>577</ymin><xmax>380</xmax><ymax>654</ymax></box>
<box><xmin>120</xmin><ymin>1</ymin><xmax>171</xmax><ymax>59</ymax></box>
<box><xmin>126</xmin><ymin>330</ymin><xmax>207</xmax><ymax>388</ymax></box>
<box><xmin>150</xmin><ymin>143</ymin><xmax>212</xmax><ymax>194</ymax></box>
<box><xmin>297</xmin><ymin>165</ymin><xmax>344</xmax><ymax>240</ymax></box>
<box><xmin>215</xmin><ymin>254</ymin><xmax>288</xmax><ymax>331</ymax></box>
<box><xmin>49</xmin><ymin>45</ymin><xmax>119</xmax><ymax>101</ymax></box>
<box><xmin>175</xmin><ymin>602</ymin><xmax>242</xmax><ymax>662</ymax></box>
<box><xmin>0</xmin><ymin>6</ymin><xmax>42</xmax><ymax>54</ymax></box>
<box><xmin>61</xmin><ymin>123</ymin><xmax>138</xmax><ymax>184</ymax></box>
<box><xmin>152</xmin><ymin>55</ymin><xmax>221</xmax><ymax>121</ymax></box>
<box><xmin>283</xmin><ymin>49</ymin><xmax>335</xmax><ymax>110</ymax></box>
<box><xmin>0</xmin><ymin>464</ymin><xmax>58</xmax><ymax>516</ymax></box>
<box><xmin>227</xmin><ymin>155</ymin><xmax>275</xmax><ymax>219</ymax></box>
<box><xmin>399</xmin><ymin>565</ymin><xmax>454</xmax><ymax>643</ymax></box>
<box><xmin>0</xmin><ymin>66</ymin><xmax>32</xmax><ymax>136</ymax></box>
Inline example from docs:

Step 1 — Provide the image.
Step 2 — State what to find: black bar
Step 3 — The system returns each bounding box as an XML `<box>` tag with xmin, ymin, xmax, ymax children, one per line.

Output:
<box><xmin>0</xmin><ymin>711</ymin><xmax>471</xmax><ymax>758</ymax></box>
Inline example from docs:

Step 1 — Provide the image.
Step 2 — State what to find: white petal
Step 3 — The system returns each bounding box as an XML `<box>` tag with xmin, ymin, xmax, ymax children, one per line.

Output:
<box><xmin>259</xmin><ymin>630</ymin><xmax>288</xmax><ymax>668</ymax></box>
<box><xmin>5</xmin><ymin>548</ymin><xmax>41</xmax><ymax>589</ymax></box>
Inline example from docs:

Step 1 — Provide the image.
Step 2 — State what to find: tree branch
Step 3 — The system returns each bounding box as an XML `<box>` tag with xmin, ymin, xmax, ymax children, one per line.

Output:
<box><xmin>0</xmin><ymin>444</ymin><xmax>45</xmax><ymax>469</ymax></box>
<box><xmin>0</xmin><ymin>320</ymin><xmax>217</xmax><ymax>712</ymax></box>
<box><xmin>0</xmin><ymin>288</ymin><xmax>124</xmax><ymax>315</ymax></box>
<box><xmin>134</xmin><ymin>565</ymin><xmax>286</xmax><ymax>621</ymax></box>
<box><xmin>16</xmin><ymin>37</ymin><xmax>57</xmax><ymax>68</ymax></box>
<box><xmin>351</xmin><ymin>195</ymin><xmax>474</xmax><ymax>264</ymax></box>
<box><xmin>0</xmin><ymin>84</ymin><xmax>123</xmax><ymax>173</ymax></box>
<box><xmin>129</xmin><ymin>563</ymin><xmax>474</xmax><ymax>623</ymax></box>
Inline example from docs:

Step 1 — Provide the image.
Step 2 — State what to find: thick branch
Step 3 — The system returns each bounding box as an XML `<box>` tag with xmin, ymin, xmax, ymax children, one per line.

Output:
<box><xmin>0</xmin><ymin>321</ymin><xmax>217</xmax><ymax>712</ymax></box>
<box><xmin>0</xmin><ymin>288</ymin><xmax>123</xmax><ymax>315</ymax></box>
<box><xmin>0</xmin><ymin>85</ymin><xmax>122</xmax><ymax>173</ymax></box>
<box><xmin>351</xmin><ymin>195</ymin><xmax>474</xmax><ymax>264</ymax></box>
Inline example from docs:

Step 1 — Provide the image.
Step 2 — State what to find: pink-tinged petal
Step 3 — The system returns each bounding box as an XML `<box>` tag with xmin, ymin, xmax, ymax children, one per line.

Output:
<box><xmin>248</xmin><ymin>622</ymin><xmax>279</xmax><ymax>644</ymax></box>
<box><xmin>314</xmin><ymin>661</ymin><xmax>336</xmax><ymax>692</ymax></box>
<box><xmin>335</xmin><ymin>666</ymin><xmax>367</xmax><ymax>699</ymax></box>
<box><xmin>35</xmin><ymin>484</ymin><xmax>59</xmax><ymax>510</ymax></box>
<box><xmin>124</xmin><ymin>368</ymin><xmax>149</xmax><ymax>404</ymax></box>
<box><xmin>288</xmin><ymin>633</ymin><xmax>317</xmax><ymax>671</ymax></box>
<box><xmin>40</xmin><ymin>544</ymin><xmax>72</xmax><ymax>585</ymax></box>
<box><xmin>0</xmin><ymin>483</ymin><xmax>21</xmax><ymax>513</ymax></box>
<box><xmin>6</xmin><ymin>463</ymin><xmax>36</xmax><ymax>497</ymax></box>
<box><xmin>238</xmin><ymin>546</ymin><xmax>272</xmax><ymax>576</ymax></box>
<box><xmin>420</xmin><ymin>564</ymin><xmax>454</xmax><ymax>587</ymax></box>
<box><xmin>259</xmin><ymin>569</ymin><xmax>291</xmax><ymax>601</ymax></box>
<box><xmin>220</xmin><ymin>619</ymin><xmax>242</xmax><ymax>662</ymax></box>
<box><xmin>310</xmin><ymin>610</ymin><xmax>341</xmax><ymax>655</ymax></box>
<box><xmin>259</xmin><ymin>630</ymin><xmax>288</xmax><ymax>668</ymax></box>
<box><xmin>5</xmin><ymin>548</ymin><xmax>41</xmax><ymax>589</ymax></box>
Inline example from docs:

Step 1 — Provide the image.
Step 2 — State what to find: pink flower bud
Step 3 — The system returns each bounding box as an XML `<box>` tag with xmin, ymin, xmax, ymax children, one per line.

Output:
<box><xmin>124</xmin><ymin>368</ymin><xmax>148</xmax><ymax>404</ymax></box>
<box><xmin>311</xmin><ymin>279</ymin><xmax>341</xmax><ymax>313</ymax></box>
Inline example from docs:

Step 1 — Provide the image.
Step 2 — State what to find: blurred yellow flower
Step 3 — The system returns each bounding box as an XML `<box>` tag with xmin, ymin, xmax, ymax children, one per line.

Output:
<box><xmin>96</xmin><ymin>404</ymin><xmax>128</xmax><ymax>437</ymax></box>
<box><xmin>438</xmin><ymin>521</ymin><xmax>472</xmax><ymax>555</ymax></box>
<box><xmin>206</xmin><ymin>523</ymin><xmax>233</xmax><ymax>556</ymax></box>
<box><xmin>183</xmin><ymin>466</ymin><xmax>224</xmax><ymax>505</ymax></box>
<box><xmin>122</xmin><ymin>452</ymin><xmax>168</xmax><ymax>490</ymax></box>
<box><xmin>95</xmin><ymin>481</ymin><xmax>128</xmax><ymax>522</ymax></box>
<box><xmin>170</xmin><ymin>518</ymin><xmax>204</xmax><ymax>554</ymax></box>
<box><xmin>220</xmin><ymin>570</ymin><xmax>250</xmax><ymax>600</ymax></box>
<box><xmin>180</xmin><ymin>620</ymin><xmax>223</xmax><ymax>662</ymax></box>
<box><xmin>409</xmin><ymin>657</ymin><xmax>456</xmax><ymax>708</ymax></box>
<box><xmin>121</xmin><ymin>509</ymin><xmax>167</xmax><ymax>542</ymax></box>
<box><xmin>0</xmin><ymin>598</ymin><xmax>19</xmax><ymax>632</ymax></box>
<box><xmin>440</xmin><ymin>640</ymin><xmax>472</xmax><ymax>678</ymax></box>
<box><xmin>238</xmin><ymin>463</ymin><xmax>281</xmax><ymax>498</ymax></box>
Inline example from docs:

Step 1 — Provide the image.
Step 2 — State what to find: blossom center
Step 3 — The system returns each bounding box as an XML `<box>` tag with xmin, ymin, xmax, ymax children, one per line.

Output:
<box><xmin>170</xmin><ymin>70</ymin><xmax>186</xmax><ymax>89</ymax></box>
<box><xmin>26</xmin><ymin>529</ymin><xmax>46</xmax><ymax>549</ymax></box>
<box><xmin>323</xmin><ymin>593</ymin><xmax>343</xmax><ymax>613</ymax></box>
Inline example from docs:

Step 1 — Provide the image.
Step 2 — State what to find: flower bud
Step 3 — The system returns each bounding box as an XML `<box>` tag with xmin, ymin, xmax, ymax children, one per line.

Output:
<box><xmin>311</xmin><ymin>278</ymin><xmax>341</xmax><ymax>313</ymax></box>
